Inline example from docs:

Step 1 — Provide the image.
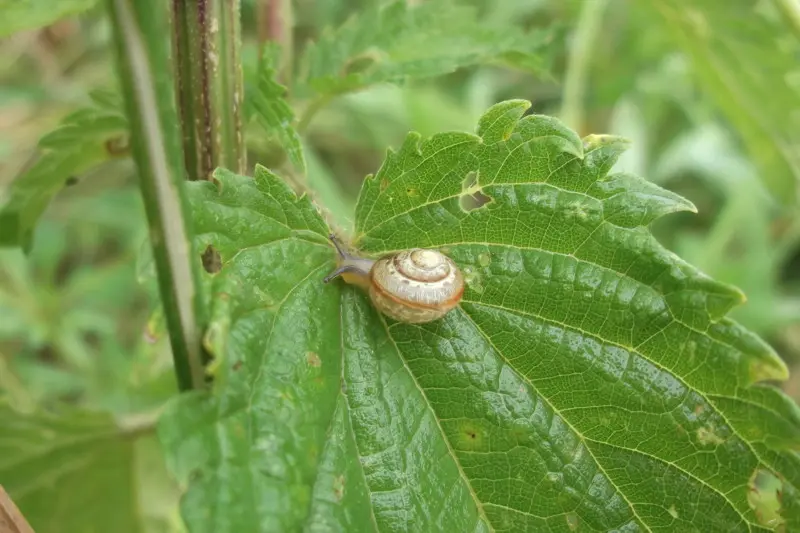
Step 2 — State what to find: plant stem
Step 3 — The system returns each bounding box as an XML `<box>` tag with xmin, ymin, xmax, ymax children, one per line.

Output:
<box><xmin>172</xmin><ymin>0</ymin><xmax>245</xmax><ymax>180</ymax></box>
<box><xmin>107</xmin><ymin>0</ymin><xmax>205</xmax><ymax>391</ymax></box>
<box><xmin>257</xmin><ymin>0</ymin><xmax>294</xmax><ymax>85</ymax></box>
<box><xmin>561</xmin><ymin>0</ymin><xmax>609</xmax><ymax>133</ymax></box>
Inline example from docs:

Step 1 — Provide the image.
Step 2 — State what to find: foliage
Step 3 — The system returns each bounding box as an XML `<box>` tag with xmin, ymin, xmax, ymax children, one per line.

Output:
<box><xmin>159</xmin><ymin>102</ymin><xmax>800</xmax><ymax>531</ymax></box>
<box><xmin>0</xmin><ymin>403</ymin><xmax>179</xmax><ymax>533</ymax></box>
<box><xmin>246</xmin><ymin>53</ymin><xmax>306</xmax><ymax>173</ymax></box>
<box><xmin>2</xmin><ymin>0</ymin><xmax>800</xmax><ymax>532</ymax></box>
<box><xmin>0</xmin><ymin>90</ymin><xmax>127</xmax><ymax>250</ymax></box>
<box><xmin>640</xmin><ymin>0</ymin><xmax>800</xmax><ymax>204</ymax></box>
<box><xmin>297</xmin><ymin>0</ymin><xmax>552</xmax><ymax>98</ymax></box>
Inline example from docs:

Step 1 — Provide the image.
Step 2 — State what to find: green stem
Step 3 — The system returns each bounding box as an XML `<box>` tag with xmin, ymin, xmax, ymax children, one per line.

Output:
<box><xmin>560</xmin><ymin>0</ymin><xmax>610</xmax><ymax>131</ymax></box>
<box><xmin>172</xmin><ymin>0</ymin><xmax>245</xmax><ymax>180</ymax></box>
<box><xmin>107</xmin><ymin>0</ymin><xmax>205</xmax><ymax>391</ymax></box>
<box><xmin>258</xmin><ymin>0</ymin><xmax>294</xmax><ymax>85</ymax></box>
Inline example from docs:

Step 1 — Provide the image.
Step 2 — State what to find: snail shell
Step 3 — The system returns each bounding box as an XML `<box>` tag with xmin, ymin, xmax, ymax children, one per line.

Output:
<box><xmin>323</xmin><ymin>235</ymin><xmax>464</xmax><ymax>324</ymax></box>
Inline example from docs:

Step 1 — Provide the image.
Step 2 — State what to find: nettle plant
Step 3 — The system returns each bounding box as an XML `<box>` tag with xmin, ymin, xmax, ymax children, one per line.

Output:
<box><xmin>2</xmin><ymin>1</ymin><xmax>800</xmax><ymax>532</ymax></box>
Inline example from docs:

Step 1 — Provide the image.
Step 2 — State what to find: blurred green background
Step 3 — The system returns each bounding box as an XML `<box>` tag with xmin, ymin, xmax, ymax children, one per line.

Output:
<box><xmin>1</xmin><ymin>0</ymin><xmax>800</xmax><ymax>509</ymax></box>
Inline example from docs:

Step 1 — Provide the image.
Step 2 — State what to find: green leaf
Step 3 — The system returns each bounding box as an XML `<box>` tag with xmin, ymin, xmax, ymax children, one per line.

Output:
<box><xmin>644</xmin><ymin>0</ymin><xmax>800</xmax><ymax>204</ymax></box>
<box><xmin>0</xmin><ymin>403</ymin><xmax>177</xmax><ymax>533</ymax></box>
<box><xmin>0</xmin><ymin>90</ymin><xmax>128</xmax><ymax>249</ymax></box>
<box><xmin>0</xmin><ymin>0</ymin><xmax>97</xmax><ymax>37</ymax></box>
<box><xmin>298</xmin><ymin>0</ymin><xmax>551</xmax><ymax>97</ymax></box>
<box><xmin>161</xmin><ymin>102</ymin><xmax>800</xmax><ymax>532</ymax></box>
<box><xmin>246</xmin><ymin>56</ymin><xmax>306</xmax><ymax>173</ymax></box>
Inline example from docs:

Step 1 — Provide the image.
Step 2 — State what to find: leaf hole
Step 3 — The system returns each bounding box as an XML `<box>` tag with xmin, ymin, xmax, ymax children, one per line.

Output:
<box><xmin>461</xmin><ymin>171</ymin><xmax>478</xmax><ymax>190</ymax></box>
<box><xmin>201</xmin><ymin>244</ymin><xmax>222</xmax><ymax>274</ymax></box>
<box><xmin>748</xmin><ymin>468</ymin><xmax>784</xmax><ymax>530</ymax></box>
<box><xmin>459</xmin><ymin>171</ymin><xmax>492</xmax><ymax>212</ymax></box>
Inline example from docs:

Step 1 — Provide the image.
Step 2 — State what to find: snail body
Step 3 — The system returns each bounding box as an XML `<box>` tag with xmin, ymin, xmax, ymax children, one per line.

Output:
<box><xmin>323</xmin><ymin>234</ymin><xmax>464</xmax><ymax>324</ymax></box>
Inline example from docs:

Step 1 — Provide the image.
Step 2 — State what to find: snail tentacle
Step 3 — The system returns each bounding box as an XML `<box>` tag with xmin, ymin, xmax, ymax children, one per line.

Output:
<box><xmin>323</xmin><ymin>265</ymin><xmax>363</xmax><ymax>283</ymax></box>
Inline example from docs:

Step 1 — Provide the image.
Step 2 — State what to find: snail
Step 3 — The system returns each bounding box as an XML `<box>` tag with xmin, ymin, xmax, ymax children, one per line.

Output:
<box><xmin>323</xmin><ymin>234</ymin><xmax>464</xmax><ymax>324</ymax></box>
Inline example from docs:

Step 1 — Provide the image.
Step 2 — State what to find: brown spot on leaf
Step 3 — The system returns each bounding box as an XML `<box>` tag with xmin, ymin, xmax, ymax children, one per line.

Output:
<box><xmin>696</xmin><ymin>425</ymin><xmax>725</xmax><ymax>446</ymax></box>
<box><xmin>306</xmin><ymin>352</ymin><xmax>322</xmax><ymax>367</ymax></box>
<box><xmin>232</xmin><ymin>360</ymin><xmax>243</xmax><ymax>371</ymax></box>
<box><xmin>342</xmin><ymin>52</ymin><xmax>379</xmax><ymax>76</ymax></box>
<box><xmin>201</xmin><ymin>244</ymin><xmax>222</xmax><ymax>274</ymax></box>
<box><xmin>333</xmin><ymin>475</ymin><xmax>345</xmax><ymax>501</ymax></box>
<box><xmin>458</xmin><ymin>422</ymin><xmax>485</xmax><ymax>450</ymax></box>
<box><xmin>565</xmin><ymin>512</ymin><xmax>579</xmax><ymax>531</ymax></box>
<box><xmin>105</xmin><ymin>136</ymin><xmax>130</xmax><ymax>156</ymax></box>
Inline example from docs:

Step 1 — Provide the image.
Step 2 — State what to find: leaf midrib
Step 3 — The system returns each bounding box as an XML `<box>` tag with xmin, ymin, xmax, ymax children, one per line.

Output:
<box><xmin>379</xmin><ymin>313</ymin><xmax>493</xmax><ymax>531</ymax></box>
<box><xmin>335</xmin><ymin>292</ymin><xmax>381</xmax><ymax>533</ymax></box>
<box><xmin>456</xmin><ymin>307</ymin><xmax>651</xmax><ymax>532</ymax></box>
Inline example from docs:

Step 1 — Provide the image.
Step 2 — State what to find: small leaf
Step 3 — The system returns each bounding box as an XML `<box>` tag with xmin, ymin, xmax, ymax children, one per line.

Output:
<box><xmin>0</xmin><ymin>402</ymin><xmax>171</xmax><ymax>533</ymax></box>
<box><xmin>246</xmin><ymin>56</ymin><xmax>306</xmax><ymax>173</ymax></box>
<box><xmin>299</xmin><ymin>0</ymin><xmax>551</xmax><ymax>97</ymax></box>
<box><xmin>0</xmin><ymin>96</ymin><xmax>128</xmax><ymax>249</ymax></box>
<box><xmin>162</xmin><ymin>102</ymin><xmax>800</xmax><ymax>532</ymax></box>
<box><xmin>0</xmin><ymin>0</ymin><xmax>97</xmax><ymax>37</ymax></box>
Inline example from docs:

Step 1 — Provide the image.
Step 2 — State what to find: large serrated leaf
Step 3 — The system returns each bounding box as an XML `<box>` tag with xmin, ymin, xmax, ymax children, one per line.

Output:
<box><xmin>160</xmin><ymin>101</ymin><xmax>800</xmax><ymax>532</ymax></box>
<box><xmin>0</xmin><ymin>90</ymin><xmax>128</xmax><ymax>249</ymax></box>
<box><xmin>298</xmin><ymin>0</ymin><xmax>551</xmax><ymax>97</ymax></box>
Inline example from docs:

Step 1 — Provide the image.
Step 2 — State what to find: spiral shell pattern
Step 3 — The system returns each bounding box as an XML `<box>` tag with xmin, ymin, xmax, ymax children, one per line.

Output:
<box><xmin>369</xmin><ymin>248</ymin><xmax>464</xmax><ymax>323</ymax></box>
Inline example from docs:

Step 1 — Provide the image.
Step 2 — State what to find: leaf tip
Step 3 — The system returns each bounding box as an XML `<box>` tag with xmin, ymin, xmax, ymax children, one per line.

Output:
<box><xmin>750</xmin><ymin>352</ymin><xmax>789</xmax><ymax>384</ymax></box>
<box><xmin>477</xmin><ymin>99</ymin><xmax>531</xmax><ymax>143</ymax></box>
<box><xmin>583</xmin><ymin>134</ymin><xmax>631</xmax><ymax>152</ymax></box>
<box><xmin>400</xmin><ymin>131</ymin><xmax>424</xmax><ymax>156</ymax></box>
